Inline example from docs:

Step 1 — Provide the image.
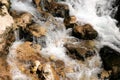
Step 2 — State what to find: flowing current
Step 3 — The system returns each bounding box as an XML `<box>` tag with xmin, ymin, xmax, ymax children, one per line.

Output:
<box><xmin>7</xmin><ymin>0</ymin><xmax>120</xmax><ymax>80</ymax></box>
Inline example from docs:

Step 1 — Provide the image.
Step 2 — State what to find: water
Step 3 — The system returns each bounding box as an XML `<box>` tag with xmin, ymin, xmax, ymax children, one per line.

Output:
<box><xmin>8</xmin><ymin>0</ymin><xmax>120</xmax><ymax>80</ymax></box>
<box><xmin>64</xmin><ymin>0</ymin><xmax>120</xmax><ymax>52</ymax></box>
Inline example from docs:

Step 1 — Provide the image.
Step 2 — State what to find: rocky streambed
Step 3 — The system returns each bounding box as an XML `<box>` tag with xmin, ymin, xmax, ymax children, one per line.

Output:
<box><xmin>0</xmin><ymin>0</ymin><xmax>120</xmax><ymax>80</ymax></box>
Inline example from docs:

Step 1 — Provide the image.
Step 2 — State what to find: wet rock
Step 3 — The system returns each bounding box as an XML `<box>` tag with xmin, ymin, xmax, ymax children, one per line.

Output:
<box><xmin>64</xmin><ymin>16</ymin><xmax>77</xmax><ymax>29</ymax></box>
<box><xmin>14</xmin><ymin>13</ymin><xmax>32</xmax><ymax>29</ymax></box>
<box><xmin>16</xmin><ymin>41</ymin><xmax>43</xmax><ymax>62</ymax></box>
<box><xmin>31</xmin><ymin>60</ymin><xmax>41</xmax><ymax>73</ymax></box>
<box><xmin>55</xmin><ymin>60</ymin><xmax>65</xmax><ymax>78</ymax></box>
<box><xmin>65</xmin><ymin>40</ymin><xmax>96</xmax><ymax>61</ymax></box>
<box><xmin>37</xmin><ymin>63</ymin><xmax>60</xmax><ymax>80</ymax></box>
<box><xmin>49</xmin><ymin>55</ymin><xmax>57</xmax><ymax>61</ymax></box>
<box><xmin>72</xmin><ymin>24</ymin><xmax>98</xmax><ymax>40</ymax></box>
<box><xmin>0</xmin><ymin>4</ymin><xmax>15</xmax><ymax>54</ymax></box>
<box><xmin>0</xmin><ymin>6</ymin><xmax>14</xmax><ymax>34</ymax></box>
<box><xmin>99</xmin><ymin>46</ymin><xmax>120</xmax><ymax>79</ymax></box>
<box><xmin>0</xmin><ymin>3</ymin><xmax>14</xmax><ymax>79</ymax></box>
<box><xmin>44</xmin><ymin>1</ymin><xmax>69</xmax><ymax>18</ymax></box>
<box><xmin>14</xmin><ymin>12</ymin><xmax>33</xmax><ymax>29</ymax></box>
<box><xmin>0</xmin><ymin>0</ymin><xmax>10</xmax><ymax>10</ymax></box>
<box><xmin>0</xmin><ymin>58</ymin><xmax>12</xmax><ymax>80</ymax></box>
<box><xmin>100</xmin><ymin>70</ymin><xmax>111</xmax><ymax>79</ymax></box>
<box><xmin>27</xmin><ymin>24</ymin><xmax>46</xmax><ymax>37</ymax></box>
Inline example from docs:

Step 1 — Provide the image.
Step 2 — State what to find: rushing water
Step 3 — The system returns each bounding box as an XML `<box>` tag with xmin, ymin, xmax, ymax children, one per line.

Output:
<box><xmin>8</xmin><ymin>0</ymin><xmax>120</xmax><ymax>80</ymax></box>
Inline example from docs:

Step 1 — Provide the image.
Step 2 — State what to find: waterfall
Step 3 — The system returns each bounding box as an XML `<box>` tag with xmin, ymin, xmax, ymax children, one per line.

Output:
<box><xmin>64</xmin><ymin>0</ymin><xmax>120</xmax><ymax>52</ymax></box>
<box><xmin>7</xmin><ymin>0</ymin><xmax>120</xmax><ymax>80</ymax></box>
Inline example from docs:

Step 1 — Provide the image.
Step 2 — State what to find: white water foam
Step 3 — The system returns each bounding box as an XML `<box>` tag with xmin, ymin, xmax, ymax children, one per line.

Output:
<box><xmin>9</xmin><ymin>0</ymin><xmax>120</xmax><ymax>79</ymax></box>
<box><xmin>64</xmin><ymin>0</ymin><xmax>120</xmax><ymax>52</ymax></box>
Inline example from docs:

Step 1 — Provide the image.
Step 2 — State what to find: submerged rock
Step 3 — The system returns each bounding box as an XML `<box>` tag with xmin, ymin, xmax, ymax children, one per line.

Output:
<box><xmin>100</xmin><ymin>46</ymin><xmax>120</xmax><ymax>79</ymax></box>
<box><xmin>72</xmin><ymin>24</ymin><xmax>98</xmax><ymax>40</ymax></box>
<box><xmin>65</xmin><ymin>40</ymin><xmax>96</xmax><ymax>60</ymax></box>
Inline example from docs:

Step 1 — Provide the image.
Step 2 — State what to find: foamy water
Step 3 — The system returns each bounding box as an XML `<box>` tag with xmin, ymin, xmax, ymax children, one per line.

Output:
<box><xmin>64</xmin><ymin>0</ymin><xmax>120</xmax><ymax>52</ymax></box>
<box><xmin>8</xmin><ymin>0</ymin><xmax>120</xmax><ymax>80</ymax></box>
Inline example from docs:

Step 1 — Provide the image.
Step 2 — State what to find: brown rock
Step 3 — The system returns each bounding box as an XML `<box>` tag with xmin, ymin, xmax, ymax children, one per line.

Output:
<box><xmin>0</xmin><ymin>58</ymin><xmax>12</xmax><ymax>80</ymax></box>
<box><xmin>16</xmin><ymin>42</ymin><xmax>41</xmax><ymax>61</ymax></box>
<box><xmin>14</xmin><ymin>12</ymin><xmax>33</xmax><ymax>29</ymax></box>
<box><xmin>100</xmin><ymin>46</ymin><xmax>120</xmax><ymax>79</ymax></box>
<box><xmin>55</xmin><ymin>60</ymin><xmax>65</xmax><ymax>77</ymax></box>
<box><xmin>27</xmin><ymin>24</ymin><xmax>46</xmax><ymax>37</ymax></box>
<box><xmin>42</xmin><ymin>63</ymin><xmax>60</xmax><ymax>80</ymax></box>
<box><xmin>100</xmin><ymin>70</ymin><xmax>111</xmax><ymax>79</ymax></box>
<box><xmin>65</xmin><ymin>40</ymin><xmax>96</xmax><ymax>60</ymax></box>
<box><xmin>72</xmin><ymin>24</ymin><xmax>98</xmax><ymax>40</ymax></box>
<box><xmin>0</xmin><ymin>0</ymin><xmax>10</xmax><ymax>9</ymax></box>
<box><xmin>0</xmin><ymin>4</ymin><xmax>15</xmax><ymax>54</ymax></box>
<box><xmin>64</xmin><ymin>16</ymin><xmax>77</xmax><ymax>29</ymax></box>
<box><xmin>32</xmin><ymin>0</ymin><xmax>42</xmax><ymax>12</ymax></box>
<box><xmin>44</xmin><ymin>1</ymin><xmax>69</xmax><ymax>17</ymax></box>
<box><xmin>37</xmin><ymin>63</ymin><xmax>60</xmax><ymax>80</ymax></box>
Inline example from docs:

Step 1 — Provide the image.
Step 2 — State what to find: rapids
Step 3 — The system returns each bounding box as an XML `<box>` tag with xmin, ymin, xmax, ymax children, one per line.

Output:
<box><xmin>7</xmin><ymin>0</ymin><xmax>120</xmax><ymax>80</ymax></box>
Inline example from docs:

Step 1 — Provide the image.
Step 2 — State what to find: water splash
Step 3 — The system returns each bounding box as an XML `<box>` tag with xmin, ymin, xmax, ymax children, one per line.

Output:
<box><xmin>14</xmin><ymin>28</ymin><xmax>20</xmax><ymax>41</ymax></box>
<box><xmin>9</xmin><ymin>0</ymin><xmax>120</xmax><ymax>79</ymax></box>
<box><xmin>64</xmin><ymin>0</ymin><xmax>120</xmax><ymax>52</ymax></box>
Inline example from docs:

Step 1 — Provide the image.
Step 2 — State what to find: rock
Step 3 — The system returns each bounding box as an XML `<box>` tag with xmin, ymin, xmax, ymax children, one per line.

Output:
<box><xmin>72</xmin><ymin>24</ymin><xmax>98</xmax><ymax>40</ymax></box>
<box><xmin>16</xmin><ymin>41</ymin><xmax>42</xmax><ymax>62</ymax></box>
<box><xmin>37</xmin><ymin>63</ymin><xmax>60</xmax><ymax>80</ymax></box>
<box><xmin>0</xmin><ymin>58</ymin><xmax>12</xmax><ymax>80</ymax></box>
<box><xmin>49</xmin><ymin>55</ymin><xmax>57</xmax><ymax>61</ymax></box>
<box><xmin>55</xmin><ymin>60</ymin><xmax>65</xmax><ymax>77</ymax></box>
<box><xmin>100</xmin><ymin>46</ymin><xmax>120</xmax><ymax>79</ymax></box>
<box><xmin>100</xmin><ymin>70</ymin><xmax>111</xmax><ymax>79</ymax></box>
<box><xmin>43</xmin><ymin>1</ymin><xmax>69</xmax><ymax>18</ymax></box>
<box><xmin>64</xmin><ymin>16</ymin><xmax>77</xmax><ymax>29</ymax></box>
<box><xmin>0</xmin><ymin>6</ymin><xmax>14</xmax><ymax>34</ymax></box>
<box><xmin>32</xmin><ymin>0</ymin><xmax>42</xmax><ymax>12</ymax></box>
<box><xmin>0</xmin><ymin>0</ymin><xmax>10</xmax><ymax>9</ymax></box>
<box><xmin>0</xmin><ymin>4</ymin><xmax>15</xmax><ymax>54</ymax></box>
<box><xmin>14</xmin><ymin>12</ymin><xmax>33</xmax><ymax>29</ymax></box>
<box><xmin>27</xmin><ymin>24</ymin><xmax>46</xmax><ymax>37</ymax></box>
<box><xmin>65</xmin><ymin>40</ymin><xmax>96</xmax><ymax>60</ymax></box>
<box><xmin>31</xmin><ymin>60</ymin><xmax>41</xmax><ymax>73</ymax></box>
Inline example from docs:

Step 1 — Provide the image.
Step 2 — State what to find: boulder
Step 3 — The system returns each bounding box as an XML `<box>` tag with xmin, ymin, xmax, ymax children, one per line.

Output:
<box><xmin>0</xmin><ymin>4</ymin><xmax>15</xmax><ymax>54</ymax></box>
<box><xmin>16</xmin><ymin>42</ymin><xmax>42</xmax><ymax>61</ymax></box>
<box><xmin>0</xmin><ymin>0</ymin><xmax>10</xmax><ymax>9</ymax></box>
<box><xmin>99</xmin><ymin>46</ymin><xmax>120</xmax><ymax>79</ymax></box>
<box><xmin>43</xmin><ymin>1</ymin><xmax>69</xmax><ymax>18</ymax></box>
<box><xmin>0</xmin><ymin>3</ymin><xmax>14</xmax><ymax>79</ymax></box>
<box><xmin>64</xmin><ymin>16</ymin><xmax>77</xmax><ymax>29</ymax></box>
<box><xmin>55</xmin><ymin>60</ymin><xmax>65</xmax><ymax>78</ymax></box>
<box><xmin>14</xmin><ymin>12</ymin><xmax>33</xmax><ymax>29</ymax></box>
<box><xmin>72</xmin><ymin>24</ymin><xmax>98</xmax><ymax>40</ymax></box>
<box><xmin>27</xmin><ymin>24</ymin><xmax>46</xmax><ymax>37</ymax></box>
<box><xmin>65</xmin><ymin>40</ymin><xmax>96</xmax><ymax>61</ymax></box>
